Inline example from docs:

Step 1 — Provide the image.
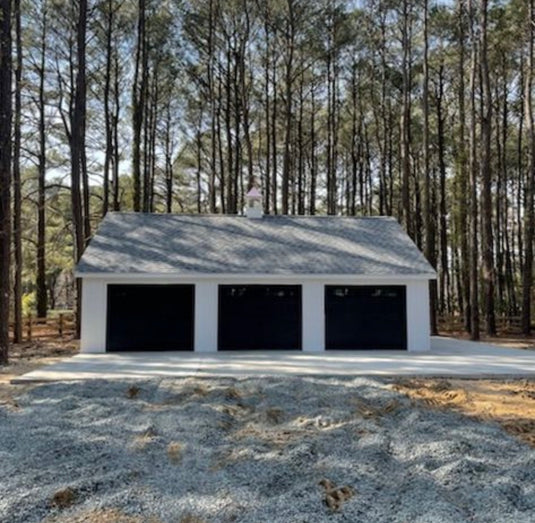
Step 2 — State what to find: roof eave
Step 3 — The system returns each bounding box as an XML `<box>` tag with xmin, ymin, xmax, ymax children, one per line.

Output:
<box><xmin>75</xmin><ymin>271</ymin><xmax>437</xmax><ymax>281</ymax></box>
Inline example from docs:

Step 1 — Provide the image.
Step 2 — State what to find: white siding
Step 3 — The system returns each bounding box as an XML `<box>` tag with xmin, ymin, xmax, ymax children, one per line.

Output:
<box><xmin>80</xmin><ymin>279</ymin><xmax>107</xmax><ymax>353</ymax></box>
<box><xmin>80</xmin><ymin>275</ymin><xmax>432</xmax><ymax>354</ymax></box>
<box><xmin>194</xmin><ymin>281</ymin><xmax>218</xmax><ymax>352</ymax></box>
<box><xmin>302</xmin><ymin>282</ymin><xmax>325</xmax><ymax>352</ymax></box>
<box><xmin>406</xmin><ymin>280</ymin><xmax>431</xmax><ymax>352</ymax></box>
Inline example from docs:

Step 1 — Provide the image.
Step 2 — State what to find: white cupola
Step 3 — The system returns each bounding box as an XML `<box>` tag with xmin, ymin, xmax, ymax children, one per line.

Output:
<box><xmin>245</xmin><ymin>187</ymin><xmax>263</xmax><ymax>219</ymax></box>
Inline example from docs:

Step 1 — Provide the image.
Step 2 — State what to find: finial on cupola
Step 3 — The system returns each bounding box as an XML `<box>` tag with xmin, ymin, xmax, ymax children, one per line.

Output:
<box><xmin>245</xmin><ymin>186</ymin><xmax>263</xmax><ymax>219</ymax></box>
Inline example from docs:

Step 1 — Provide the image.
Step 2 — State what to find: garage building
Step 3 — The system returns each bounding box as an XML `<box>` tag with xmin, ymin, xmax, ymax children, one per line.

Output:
<box><xmin>76</xmin><ymin>193</ymin><xmax>436</xmax><ymax>353</ymax></box>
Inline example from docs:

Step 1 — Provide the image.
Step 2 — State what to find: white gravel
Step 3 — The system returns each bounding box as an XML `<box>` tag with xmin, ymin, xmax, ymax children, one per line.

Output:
<box><xmin>1</xmin><ymin>377</ymin><xmax>534</xmax><ymax>522</ymax></box>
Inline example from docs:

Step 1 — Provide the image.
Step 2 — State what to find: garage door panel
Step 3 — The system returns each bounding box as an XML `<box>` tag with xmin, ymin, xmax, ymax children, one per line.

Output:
<box><xmin>107</xmin><ymin>285</ymin><xmax>194</xmax><ymax>351</ymax></box>
<box><xmin>325</xmin><ymin>285</ymin><xmax>406</xmax><ymax>350</ymax></box>
<box><xmin>218</xmin><ymin>285</ymin><xmax>301</xmax><ymax>350</ymax></box>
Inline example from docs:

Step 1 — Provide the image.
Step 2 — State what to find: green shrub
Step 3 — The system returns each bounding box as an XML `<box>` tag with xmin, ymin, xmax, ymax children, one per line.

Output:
<box><xmin>22</xmin><ymin>292</ymin><xmax>36</xmax><ymax>317</ymax></box>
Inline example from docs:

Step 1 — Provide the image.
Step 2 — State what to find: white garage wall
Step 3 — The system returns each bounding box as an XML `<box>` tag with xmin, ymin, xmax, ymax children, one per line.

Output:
<box><xmin>80</xmin><ymin>276</ymin><xmax>432</xmax><ymax>353</ymax></box>
<box><xmin>302</xmin><ymin>282</ymin><xmax>325</xmax><ymax>352</ymax></box>
<box><xmin>406</xmin><ymin>280</ymin><xmax>431</xmax><ymax>352</ymax></box>
<box><xmin>80</xmin><ymin>279</ymin><xmax>107</xmax><ymax>353</ymax></box>
<box><xmin>194</xmin><ymin>282</ymin><xmax>218</xmax><ymax>352</ymax></box>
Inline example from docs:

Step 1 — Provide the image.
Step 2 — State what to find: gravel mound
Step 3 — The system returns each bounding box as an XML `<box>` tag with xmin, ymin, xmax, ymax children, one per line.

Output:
<box><xmin>1</xmin><ymin>377</ymin><xmax>534</xmax><ymax>522</ymax></box>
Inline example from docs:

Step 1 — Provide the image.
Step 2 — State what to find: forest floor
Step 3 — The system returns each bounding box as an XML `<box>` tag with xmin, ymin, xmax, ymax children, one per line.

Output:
<box><xmin>441</xmin><ymin>331</ymin><xmax>535</xmax><ymax>350</ymax></box>
<box><xmin>1</xmin><ymin>338</ymin><xmax>535</xmax><ymax>522</ymax></box>
<box><xmin>393</xmin><ymin>378</ymin><xmax>535</xmax><ymax>447</ymax></box>
<box><xmin>0</xmin><ymin>338</ymin><xmax>77</xmax><ymax>406</ymax></box>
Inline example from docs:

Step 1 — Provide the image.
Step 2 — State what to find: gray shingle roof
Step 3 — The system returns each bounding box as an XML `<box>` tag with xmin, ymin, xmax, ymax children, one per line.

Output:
<box><xmin>76</xmin><ymin>213</ymin><xmax>436</xmax><ymax>277</ymax></box>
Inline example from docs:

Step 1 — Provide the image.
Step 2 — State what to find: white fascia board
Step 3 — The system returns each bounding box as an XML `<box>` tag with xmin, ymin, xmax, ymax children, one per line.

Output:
<box><xmin>75</xmin><ymin>271</ymin><xmax>437</xmax><ymax>282</ymax></box>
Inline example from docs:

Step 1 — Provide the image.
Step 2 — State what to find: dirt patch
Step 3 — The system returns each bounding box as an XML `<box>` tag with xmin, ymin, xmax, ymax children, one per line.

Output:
<box><xmin>232</xmin><ymin>423</ymin><xmax>312</xmax><ymax>448</ymax></box>
<box><xmin>352</xmin><ymin>398</ymin><xmax>400</xmax><ymax>420</ymax></box>
<box><xmin>393</xmin><ymin>378</ymin><xmax>535</xmax><ymax>446</ymax></box>
<box><xmin>489</xmin><ymin>337</ymin><xmax>535</xmax><ymax>350</ymax></box>
<box><xmin>0</xmin><ymin>339</ymin><xmax>78</xmax><ymax>383</ymax></box>
<box><xmin>191</xmin><ymin>383</ymin><xmax>210</xmax><ymax>396</ymax></box>
<box><xmin>319</xmin><ymin>479</ymin><xmax>355</xmax><ymax>512</ymax></box>
<box><xmin>0</xmin><ymin>339</ymin><xmax>78</xmax><ymax>407</ymax></box>
<box><xmin>126</xmin><ymin>385</ymin><xmax>141</xmax><ymax>399</ymax></box>
<box><xmin>440</xmin><ymin>331</ymin><xmax>535</xmax><ymax>350</ymax></box>
<box><xmin>265</xmin><ymin>407</ymin><xmax>285</xmax><ymax>424</ymax></box>
<box><xmin>46</xmin><ymin>508</ymin><xmax>163</xmax><ymax>523</ymax></box>
<box><xmin>167</xmin><ymin>441</ymin><xmax>184</xmax><ymax>464</ymax></box>
<box><xmin>131</xmin><ymin>426</ymin><xmax>159</xmax><ymax>451</ymax></box>
<box><xmin>225</xmin><ymin>385</ymin><xmax>242</xmax><ymax>400</ymax></box>
<box><xmin>50</xmin><ymin>487</ymin><xmax>77</xmax><ymax>509</ymax></box>
<box><xmin>179</xmin><ymin>515</ymin><xmax>207</xmax><ymax>523</ymax></box>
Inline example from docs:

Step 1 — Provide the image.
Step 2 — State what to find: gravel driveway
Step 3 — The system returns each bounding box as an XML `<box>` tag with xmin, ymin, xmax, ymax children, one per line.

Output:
<box><xmin>1</xmin><ymin>377</ymin><xmax>534</xmax><ymax>523</ymax></box>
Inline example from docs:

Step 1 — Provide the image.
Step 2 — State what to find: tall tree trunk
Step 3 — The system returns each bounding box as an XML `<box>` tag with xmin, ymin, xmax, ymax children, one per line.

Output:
<box><xmin>233</xmin><ymin>41</ymin><xmax>242</xmax><ymax>213</ymax></box>
<box><xmin>12</xmin><ymin>0</ymin><xmax>23</xmax><ymax>343</ymax></box>
<box><xmin>149</xmin><ymin>72</ymin><xmax>158</xmax><ymax>213</ymax></box>
<box><xmin>71</xmin><ymin>0</ymin><xmax>87</xmax><ymax>337</ymax></box>
<box><xmin>400</xmin><ymin>0</ymin><xmax>413</xmax><ymax>237</ymax></box>
<box><xmin>350</xmin><ymin>63</ymin><xmax>359</xmax><ymax>216</ymax></box>
<box><xmin>207</xmin><ymin>0</ymin><xmax>217</xmax><ymax>212</ymax></box>
<box><xmin>436</xmin><ymin>64</ymin><xmax>449</xmax><ymax>316</ymax></box>
<box><xmin>270</xmin><ymin>47</ymin><xmax>278</xmax><ymax>214</ymax></box>
<box><xmin>325</xmin><ymin>5</ymin><xmax>339</xmax><ymax>216</ymax></box>
<box><xmin>457</xmin><ymin>0</ymin><xmax>471</xmax><ymax>332</ymax></box>
<box><xmin>281</xmin><ymin>0</ymin><xmax>295</xmax><ymax>215</ymax></box>
<box><xmin>379</xmin><ymin>8</ymin><xmax>388</xmax><ymax>216</ymax></box>
<box><xmin>143</xmin><ymin>66</ymin><xmax>157</xmax><ymax>213</ymax></box>
<box><xmin>516</xmin><ymin>71</ymin><xmax>524</xmax><ymax>293</ymax></box>
<box><xmin>309</xmin><ymin>84</ymin><xmax>317</xmax><ymax>215</ymax></box>
<box><xmin>495</xmin><ymin>74</ymin><xmax>505</xmax><ymax>314</ymax></box>
<box><xmin>132</xmin><ymin>0</ymin><xmax>146</xmax><ymax>212</ymax></box>
<box><xmin>296</xmin><ymin>70</ymin><xmax>305</xmax><ymax>214</ymax></box>
<box><xmin>326</xmin><ymin>45</ymin><xmax>333</xmax><ymax>211</ymax></box>
<box><xmin>422</xmin><ymin>0</ymin><xmax>437</xmax><ymax>335</ymax></box>
<box><xmin>523</xmin><ymin>0</ymin><xmax>535</xmax><ymax>335</ymax></box>
<box><xmin>102</xmin><ymin>0</ymin><xmax>113</xmax><ymax>216</ymax></box>
<box><xmin>479</xmin><ymin>0</ymin><xmax>496</xmax><ymax>335</ymax></box>
<box><xmin>223</xmin><ymin>43</ymin><xmax>234</xmax><ymax>213</ymax></box>
<box><xmin>216</xmin><ymin>75</ymin><xmax>226</xmax><ymax>212</ymax></box>
<box><xmin>263</xmin><ymin>8</ymin><xmax>271</xmax><ymax>212</ymax></box>
<box><xmin>196</xmin><ymin>104</ymin><xmax>203</xmax><ymax>214</ymax></box>
<box><xmin>36</xmin><ymin>2</ymin><xmax>47</xmax><ymax>318</ymax></box>
<box><xmin>164</xmin><ymin>104</ymin><xmax>173</xmax><ymax>213</ymax></box>
<box><xmin>240</xmin><ymin>0</ymin><xmax>253</xmax><ymax>191</ymax></box>
<box><xmin>142</xmin><ymin>66</ymin><xmax>151</xmax><ymax>213</ymax></box>
<box><xmin>112</xmin><ymin>45</ymin><xmax>121</xmax><ymax>211</ymax></box>
<box><xmin>0</xmin><ymin>0</ymin><xmax>12</xmax><ymax>364</ymax></box>
<box><xmin>81</xmin><ymin>128</ymin><xmax>91</xmax><ymax>245</ymax></box>
<box><xmin>468</xmin><ymin>0</ymin><xmax>480</xmax><ymax>340</ymax></box>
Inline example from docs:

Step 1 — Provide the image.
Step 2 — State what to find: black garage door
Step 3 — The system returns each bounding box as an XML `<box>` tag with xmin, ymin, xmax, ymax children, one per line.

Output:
<box><xmin>107</xmin><ymin>285</ymin><xmax>194</xmax><ymax>351</ymax></box>
<box><xmin>218</xmin><ymin>285</ymin><xmax>301</xmax><ymax>350</ymax></box>
<box><xmin>325</xmin><ymin>285</ymin><xmax>406</xmax><ymax>350</ymax></box>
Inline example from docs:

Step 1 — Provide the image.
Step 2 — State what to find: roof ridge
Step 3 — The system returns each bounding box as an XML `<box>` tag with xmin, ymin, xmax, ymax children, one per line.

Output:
<box><xmin>106</xmin><ymin>212</ymin><xmax>396</xmax><ymax>220</ymax></box>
